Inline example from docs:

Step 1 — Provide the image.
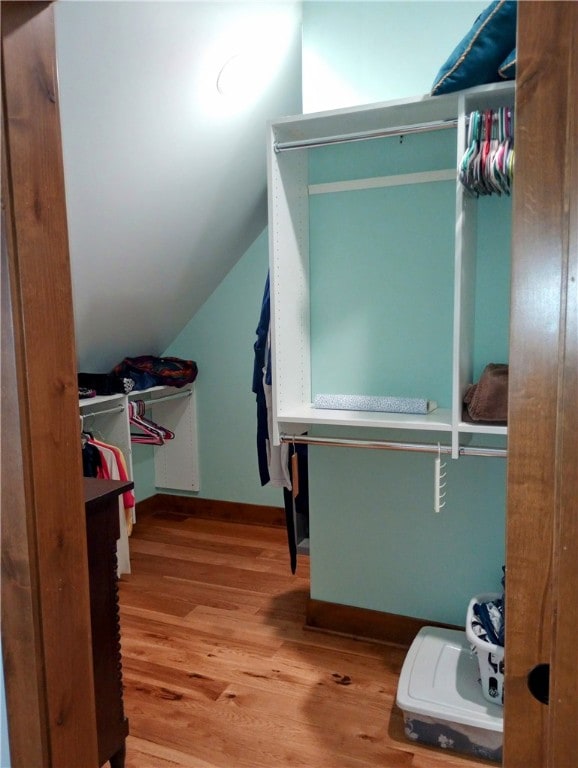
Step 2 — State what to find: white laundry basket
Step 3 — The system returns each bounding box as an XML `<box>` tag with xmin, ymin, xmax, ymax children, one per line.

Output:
<box><xmin>466</xmin><ymin>593</ymin><xmax>504</xmax><ymax>706</ymax></box>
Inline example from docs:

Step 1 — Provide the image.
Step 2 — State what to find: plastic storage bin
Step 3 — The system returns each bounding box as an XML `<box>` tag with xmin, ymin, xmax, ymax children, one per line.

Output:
<box><xmin>396</xmin><ymin>626</ymin><xmax>503</xmax><ymax>762</ymax></box>
<box><xmin>466</xmin><ymin>593</ymin><xmax>505</xmax><ymax>706</ymax></box>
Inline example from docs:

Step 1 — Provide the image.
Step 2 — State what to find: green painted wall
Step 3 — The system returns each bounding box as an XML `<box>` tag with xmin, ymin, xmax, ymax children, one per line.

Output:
<box><xmin>149</xmin><ymin>1</ymin><xmax>508</xmax><ymax>625</ymax></box>
<box><xmin>304</xmin><ymin>0</ymin><xmax>507</xmax><ymax>625</ymax></box>
<box><xmin>302</xmin><ymin>1</ymin><xmax>488</xmax><ymax>111</ymax></box>
<box><xmin>309</xmin><ymin>434</ymin><xmax>506</xmax><ymax>624</ymax></box>
<box><xmin>160</xmin><ymin>230</ymin><xmax>283</xmax><ymax>509</ymax></box>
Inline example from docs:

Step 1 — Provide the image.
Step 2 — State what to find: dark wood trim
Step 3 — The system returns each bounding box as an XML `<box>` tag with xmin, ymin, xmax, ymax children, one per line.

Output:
<box><xmin>136</xmin><ymin>493</ymin><xmax>286</xmax><ymax>528</ymax></box>
<box><xmin>547</xmin><ymin>4</ymin><xmax>578</xmax><ymax>765</ymax></box>
<box><xmin>505</xmin><ymin>3</ymin><xmax>578</xmax><ymax>767</ymax></box>
<box><xmin>1</xmin><ymin>168</ymin><xmax>49</xmax><ymax>768</ymax></box>
<box><xmin>1</xmin><ymin>3</ymin><xmax>98</xmax><ymax>766</ymax></box>
<box><xmin>305</xmin><ymin>598</ymin><xmax>460</xmax><ymax>648</ymax></box>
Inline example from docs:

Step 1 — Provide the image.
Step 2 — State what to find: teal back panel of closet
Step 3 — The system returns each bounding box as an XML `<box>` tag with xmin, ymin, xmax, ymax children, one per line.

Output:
<box><xmin>474</xmin><ymin>194</ymin><xmax>512</xmax><ymax>380</ymax></box>
<box><xmin>309</xmin><ymin>129</ymin><xmax>457</xmax><ymax>184</ymax></box>
<box><xmin>309</xmin><ymin>180</ymin><xmax>455</xmax><ymax>406</ymax></box>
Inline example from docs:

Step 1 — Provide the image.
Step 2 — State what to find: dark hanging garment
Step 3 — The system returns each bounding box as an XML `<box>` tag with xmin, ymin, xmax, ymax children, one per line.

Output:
<box><xmin>82</xmin><ymin>441</ymin><xmax>102</xmax><ymax>478</ymax></box>
<box><xmin>253</xmin><ymin>272</ymin><xmax>310</xmax><ymax>573</ymax></box>
<box><xmin>283</xmin><ymin>442</ymin><xmax>309</xmax><ymax>574</ymax></box>
<box><xmin>253</xmin><ymin>274</ymin><xmax>271</xmax><ymax>486</ymax></box>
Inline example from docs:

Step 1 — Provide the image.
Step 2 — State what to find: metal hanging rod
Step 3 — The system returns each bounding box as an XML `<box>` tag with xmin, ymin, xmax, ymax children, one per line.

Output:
<box><xmin>80</xmin><ymin>404</ymin><xmax>125</xmax><ymax>420</ymax></box>
<box><xmin>273</xmin><ymin>118</ymin><xmax>459</xmax><ymax>154</ymax></box>
<box><xmin>132</xmin><ymin>389</ymin><xmax>193</xmax><ymax>407</ymax></box>
<box><xmin>280</xmin><ymin>434</ymin><xmax>507</xmax><ymax>458</ymax></box>
<box><xmin>80</xmin><ymin>388</ymin><xmax>192</xmax><ymax>418</ymax></box>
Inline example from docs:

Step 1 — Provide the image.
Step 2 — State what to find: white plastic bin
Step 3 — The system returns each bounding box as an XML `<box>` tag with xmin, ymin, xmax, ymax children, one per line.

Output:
<box><xmin>466</xmin><ymin>593</ymin><xmax>505</xmax><ymax>706</ymax></box>
<box><xmin>397</xmin><ymin>626</ymin><xmax>503</xmax><ymax>762</ymax></box>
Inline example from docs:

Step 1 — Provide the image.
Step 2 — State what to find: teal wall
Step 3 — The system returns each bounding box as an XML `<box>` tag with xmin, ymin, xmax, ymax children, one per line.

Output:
<box><xmin>131</xmin><ymin>443</ymin><xmax>157</xmax><ymax>502</ymax></box>
<box><xmin>309</xmin><ymin>130</ymin><xmax>457</xmax><ymax>408</ymax></box>
<box><xmin>303</xmin><ymin>1</ymin><xmax>507</xmax><ymax>625</ymax></box>
<box><xmin>302</xmin><ymin>1</ymin><xmax>487</xmax><ymax>111</ymax></box>
<box><xmin>306</xmin><ymin>128</ymin><xmax>509</xmax><ymax>625</ymax></box>
<box><xmin>160</xmin><ymin>230</ymin><xmax>283</xmax><ymax>508</ymax></box>
<box><xmin>144</xmin><ymin>1</ymin><xmax>508</xmax><ymax>626</ymax></box>
<box><xmin>309</xmin><ymin>435</ymin><xmax>506</xmax><ymax>624</ymax></box>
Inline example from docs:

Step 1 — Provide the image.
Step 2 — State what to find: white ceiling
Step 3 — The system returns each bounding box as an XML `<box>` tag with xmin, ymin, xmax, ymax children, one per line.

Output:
<box><xmin>55</xmin><ymin>1</ymin><xmax>303</xmax><ymax>372</ymax></box>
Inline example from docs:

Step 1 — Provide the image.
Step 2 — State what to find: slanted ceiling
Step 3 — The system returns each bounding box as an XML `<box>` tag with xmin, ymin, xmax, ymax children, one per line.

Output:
<box><xmin>55</xmin><ymin>1</ymin><xmax>302</xmax><ymax>373</ymax></box>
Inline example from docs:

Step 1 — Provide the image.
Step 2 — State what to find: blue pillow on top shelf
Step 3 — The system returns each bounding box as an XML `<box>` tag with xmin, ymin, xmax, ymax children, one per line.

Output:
<box><xmin>431</xmin><ymin>0</ymin><xmax>517</xmax><ymax>95</ymax></box>
<box><xmin>498</xmin><ymin>48</ymin><xmax>516</xmax><ymax>80</ymax></box>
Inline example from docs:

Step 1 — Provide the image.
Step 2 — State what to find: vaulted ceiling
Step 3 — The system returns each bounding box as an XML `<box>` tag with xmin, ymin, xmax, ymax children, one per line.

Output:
<box><xmin>55</xmin><ymin>1</ymin><xmax>302</xmax><ymax>372</ymax></box>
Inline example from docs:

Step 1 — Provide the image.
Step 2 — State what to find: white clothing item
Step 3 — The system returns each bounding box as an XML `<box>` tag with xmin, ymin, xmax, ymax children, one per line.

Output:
<box><xmin>263</xmin><ymin>327</ymin><xmax>291</xmax><ymax>489</ymax></box>
<box><xmin>95</xmin><ymin>444</ymin><xmax>132</xmax><ymax>576</ymax></box>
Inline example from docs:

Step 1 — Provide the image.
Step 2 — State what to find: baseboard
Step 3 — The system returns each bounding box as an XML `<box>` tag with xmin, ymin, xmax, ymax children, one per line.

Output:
<box><xmin>306</xmin><ymin>598</ymin><xmax>461</xmax><ymax>648</ymax></box>
<box><xmin>135</xmin><ymin>493</ymin><xmax>286</xmax><ymax>528</ymax></box>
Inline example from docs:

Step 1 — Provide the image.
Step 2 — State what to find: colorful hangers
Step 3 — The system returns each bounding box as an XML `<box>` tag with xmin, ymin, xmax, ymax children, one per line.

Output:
<box><xmin>459</xmin><ymin>106</ymin><xmax>514</xmax><ymax>197</ymax></box>
<box><xmin>128</xmin><ymin>400</ymin><xmax>175</xmax><ymax>445</ymax></box>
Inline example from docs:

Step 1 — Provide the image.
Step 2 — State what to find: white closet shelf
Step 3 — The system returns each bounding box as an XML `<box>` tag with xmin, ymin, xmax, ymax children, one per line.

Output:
<box><xmin>79</xmin><ymin>392</ymin><xmax>125</xmax><ymax>408</ymax></box>
<box><xmin>128</xmin><ymin>385</ymin><xmax>166</xmax><ymax>396</ymax></box>
<box><xmin>458</xmin><ymin>421</ymin><xmax>507</xmax><ymax>436</ymax></box>
<box><xmin>277</xmin><ymin>405</ymin><xmax>453</xmax><ymax>432</ymax></box>
<box><xmin>272</xmin><ymin>82</ymin><xmax>513</xmax><ymax>146</ymax></box>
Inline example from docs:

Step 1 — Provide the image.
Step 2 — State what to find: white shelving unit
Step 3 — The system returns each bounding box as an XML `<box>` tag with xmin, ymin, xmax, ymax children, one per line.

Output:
<box><xmin>267</xmin><ymin>82</ymin><xmax>514</xmax><ymax>458</ymax></box>
<box><xmin>79</xmin><ymin>383</ymin><xmax>199</xmax><ymax>495</ymax></box>
<box><xmin>128</xmin><ymin>385</ymin><xmax>200</xmax><ymax>493</ymax></box>
<box><xmin>79</xmin><ymin>384</ymin><xmax>198</xmax><ymax>574</ymax></box>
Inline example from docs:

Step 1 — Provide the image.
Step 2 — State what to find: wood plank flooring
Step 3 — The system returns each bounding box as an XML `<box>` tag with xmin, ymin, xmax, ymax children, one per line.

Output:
<box><xmin>118</xmin><ymin>509</ymin><xmax>497</xmax><ymax>768</ymax></box>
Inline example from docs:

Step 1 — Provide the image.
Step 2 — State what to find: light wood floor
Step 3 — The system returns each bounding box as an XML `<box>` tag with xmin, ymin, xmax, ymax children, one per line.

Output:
<box><xmin>118</xmin><ymin>509</ymin><xmax>496</xmax><ymax>768</ymax></box>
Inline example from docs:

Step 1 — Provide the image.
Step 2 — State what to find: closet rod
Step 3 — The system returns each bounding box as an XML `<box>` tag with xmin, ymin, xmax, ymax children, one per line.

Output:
<box><xmin>80</xmin><ymin>404</ymin><xmax>125</xmax><ymax>419</ymax></box>
<box><xmin>273</xmin><ymin>118</ymin><xmax>459</xmax><ymax>154</ymax></box>
<box><xmin>136</xmin><ymin>389</ymin><xmax>193</xmax><ymax>407</ymax></box>
<box><xmin>280</xmin><ymin>434</ymin><xmax>507</xmax><ymax>458</ymax></box>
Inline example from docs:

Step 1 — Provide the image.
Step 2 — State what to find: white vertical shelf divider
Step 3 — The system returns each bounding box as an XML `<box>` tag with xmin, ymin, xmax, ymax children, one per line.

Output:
<box><xmin>267</xmin><ymin>128</ymin><xmax>311</xmax><ymax>444</ymax></box>
<box><xmin>452</xmin><ymin>92</ymin><xmax>478</xmax><ymax>458</ymax></box>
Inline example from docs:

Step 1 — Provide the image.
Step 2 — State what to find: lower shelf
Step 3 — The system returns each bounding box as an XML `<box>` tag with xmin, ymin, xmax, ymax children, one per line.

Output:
<box><xmin>277</xmin><ymin>404</ymin><xmax>453</xmax><ymax>432</ymax></box>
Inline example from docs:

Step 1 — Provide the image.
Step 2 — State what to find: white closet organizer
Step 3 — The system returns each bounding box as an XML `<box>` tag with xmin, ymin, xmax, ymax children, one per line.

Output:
<box><xmin>267</xmin><ymin>82</ymin><xmax>514</xmax><ymax>458</ymax></box>
<box><xmin>79</xmin><ymin>383</ymin><xmax>199</xmax><ymax>494</ymax></box>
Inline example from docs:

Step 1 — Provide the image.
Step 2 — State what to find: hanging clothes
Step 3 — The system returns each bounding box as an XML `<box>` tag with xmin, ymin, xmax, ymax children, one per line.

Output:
<box><xmin>82</xmin><ymin>439</ymin><xmax>102</xmax><ymax>478</ymax></box>
<box><xmin>283</xmin><ymin>442</ymin><xmax>309</xmax><ymax>574</ymax></box>
<box><xmin>89</xmin><ymin>436</ymin><xmax>136</xmax><ymax>528</ymax></box>
<box><xmin>253</xmin><ymin>273</ymin><xmax>274</xmax><ymax>485</ymax></box>
<box><xmin>81</xmin><ymin>433</ymin><xmax>135</xmax><ymax>576</ymax></box>
<box><xmin>253</xmin><ymin>273</ymin><xmax>290</xmax><ymax>488</ymax></box>
<box><xmin>253</xmin><ymin>272</ymin><xmax>309</xmax><ymax>574</ymax></box>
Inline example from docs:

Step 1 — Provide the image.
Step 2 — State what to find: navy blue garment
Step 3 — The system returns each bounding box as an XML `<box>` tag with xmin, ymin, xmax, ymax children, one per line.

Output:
<box><xmin>252</xmin><ymin>273</ymin><xmax>271</xmax><ymax>486</ymax></box>
<box><xmin>283</xmin><ymin>442</ymin><xmax>309</xmax><ymax>574</ymax></box>
<box><xmin>253</xmin><ymin>272</ymin><xmax>310</xmax><ymax>573</ymax></box>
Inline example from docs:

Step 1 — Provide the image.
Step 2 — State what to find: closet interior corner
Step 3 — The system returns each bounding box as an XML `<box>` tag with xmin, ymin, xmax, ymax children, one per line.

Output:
<box><xmin>268</xmin><ymin>81</ymin><xmax>514</xmax><ymax>460</ymax></box>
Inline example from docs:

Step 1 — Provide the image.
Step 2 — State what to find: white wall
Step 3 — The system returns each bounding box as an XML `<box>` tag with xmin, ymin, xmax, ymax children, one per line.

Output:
<box><xmin>55</xmin><ymin>1</ymin><xmax>302</xmax><ymax>372</ymax></box>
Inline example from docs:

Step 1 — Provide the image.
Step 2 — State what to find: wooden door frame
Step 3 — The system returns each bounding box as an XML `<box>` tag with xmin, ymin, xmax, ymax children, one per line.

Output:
<box><xmin>1</xmin><ymin>1</ymin><xmax>577</xmax><ymax>766</ymax></box>
<box><xmin>1</xmin><ymin>3</ymin><xmax>98</xmax><ymax>766</ymax></box>
<box><xmin>504</xmin><ymin>2</ymin><xmax>578</xmax><ymax>766</ymax></box>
